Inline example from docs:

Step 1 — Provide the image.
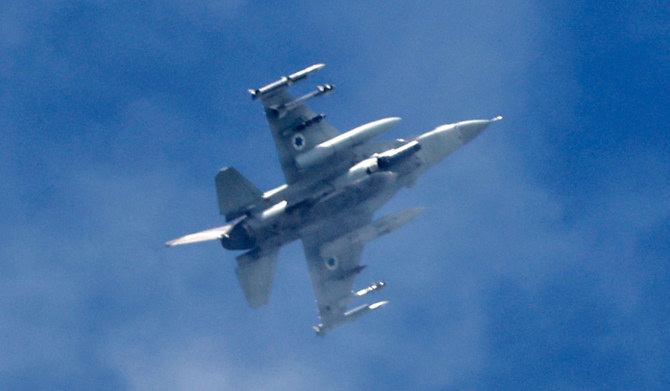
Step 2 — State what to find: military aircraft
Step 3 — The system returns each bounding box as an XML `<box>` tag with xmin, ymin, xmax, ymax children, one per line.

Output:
<box><xmin>166</xmin><ymin>64</ymin><xmax>501</xmax><ymax>336</ymax></box>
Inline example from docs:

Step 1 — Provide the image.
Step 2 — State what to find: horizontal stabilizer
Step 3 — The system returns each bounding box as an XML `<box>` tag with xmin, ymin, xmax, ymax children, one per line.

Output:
<box><xmin>165</xmin><ymin>225</ymin><xmax>233</xmax><ymax>247</ymax></box>
<box><xmin>236</xmin><ymin>247</ymin><xmax>279</xmax><ymax>309</ymax></box>
<box><xmin>216</xmin><ymin>167</ymin><xmax>264</xmax><ymax>221</ymax></box>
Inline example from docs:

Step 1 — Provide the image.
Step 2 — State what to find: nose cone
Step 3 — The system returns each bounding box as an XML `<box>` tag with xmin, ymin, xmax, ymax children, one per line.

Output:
<box><xmin>457</xmin><ymin>116</ymin><xmax>502</xmax><ymax>144</ymax></box>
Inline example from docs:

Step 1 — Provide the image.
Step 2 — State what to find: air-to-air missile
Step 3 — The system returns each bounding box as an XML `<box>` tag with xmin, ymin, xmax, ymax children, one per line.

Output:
<box><xmin>248</xmin><ymin>63</ymin><xmax>325</xmax><ymax>100</ymax></box>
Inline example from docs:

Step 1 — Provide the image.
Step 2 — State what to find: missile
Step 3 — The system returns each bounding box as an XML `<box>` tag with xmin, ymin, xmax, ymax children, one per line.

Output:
<box><xmin>296</xmin><ymin>117</ymin><xmax>402</xmax><ymax>170</ymax></box>
<box><xmin>354</xmin><ymin>281</ymin><xmax>387</xmax><ymax>298</ymax></box>
<box><xmin>334</xmin><ymin>282</ymin><xmax>387</xmax><ymax>312</ymax></box>
<box><xmin>337</xmin><ymin>281</ymin><xmax>387</xmax><ymax>305</ymax></box>
<box><xmin>267</xmin><ymin>84</ymin><xmax>334</xmax><ymax>118</ymax></box>
<box><xmin>313</xmin><ymin>300</ymin><xmax>389</xmax><ymax>337</ymax></box>
<box><xmin>344</xmin><ymin>300</ymin><xmax>389</xmax><ymax>322</ymax></box>
<box><xmin>320</xmin><ymin>207</ymin><xmax>424</xmax><ymax>259</ymax></box>
<box><xmin>249</xmin><ymin>63</ymin><xmax>325</xmax><ymax>100</ymax></box>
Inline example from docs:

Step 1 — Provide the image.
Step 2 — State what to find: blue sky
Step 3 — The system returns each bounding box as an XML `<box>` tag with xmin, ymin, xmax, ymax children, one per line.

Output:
<box><xmin>2</xmin><ymin>1</ymin><xmax>669</xmax><ymax>390</ymax></box>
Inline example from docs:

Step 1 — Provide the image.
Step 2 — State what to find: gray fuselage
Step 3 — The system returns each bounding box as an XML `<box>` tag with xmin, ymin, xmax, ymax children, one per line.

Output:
<box><xmin>221</xmin><ymin>118</ymin><xmax>493</xmax><ymax>251</ymax></box>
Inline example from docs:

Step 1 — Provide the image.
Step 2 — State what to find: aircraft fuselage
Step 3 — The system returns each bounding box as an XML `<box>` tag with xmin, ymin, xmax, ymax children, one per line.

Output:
<box><xmin>220</xmin><ymin>117</ymin><xmax>495</xmax><ymax>252</ymax></box>
<box><xmin>165</xmin><ymin>63</ymin><xmax>502</xmax><ymax>335</ymax></box>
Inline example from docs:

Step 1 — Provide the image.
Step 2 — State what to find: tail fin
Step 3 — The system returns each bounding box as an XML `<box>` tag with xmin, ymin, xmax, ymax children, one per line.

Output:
<box><xmin>215</xmin><ymin>167</ymin><xmax>264</xmax><ymax>221</ymax></box>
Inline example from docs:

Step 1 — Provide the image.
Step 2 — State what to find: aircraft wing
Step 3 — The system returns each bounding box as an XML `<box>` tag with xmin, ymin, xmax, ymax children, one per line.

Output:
<box><xmin>258</xmin><ymin>90</ymin><xmax>340</xmax><ymax>183</ymax></box>
<box><xmin>252</xmin><ymin>65</ymin><xmax>341</xmax><ymax>184</ymax></box>
<box><xmin>300</xmin><ymin>211</ymin><xmax>373</xmax><ymax>333</ymax></box>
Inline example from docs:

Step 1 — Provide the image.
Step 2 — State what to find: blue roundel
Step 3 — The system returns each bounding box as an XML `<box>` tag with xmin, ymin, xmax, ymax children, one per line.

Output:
<box><xmin>325</xmin><ymin>256</ymin><xmax>338</xmax><ymax>270</ymax></box>
<box><xmin>292</xmin><ymin>133</ymin><xmax>306</xmax><ymax>150</ymax></box>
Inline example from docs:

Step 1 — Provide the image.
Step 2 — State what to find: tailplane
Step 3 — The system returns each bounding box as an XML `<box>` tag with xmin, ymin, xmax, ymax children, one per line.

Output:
<box><xmin>236</xmin><ymin>247</ymin><xmax>279</xmax><ymax>308</ymax></box>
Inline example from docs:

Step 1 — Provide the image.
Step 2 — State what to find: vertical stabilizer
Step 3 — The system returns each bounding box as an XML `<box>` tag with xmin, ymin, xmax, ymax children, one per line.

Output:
<box><xmin>215</xmin><ymin>167</ymin><xmax>264</xmax><ymax>221</ymax></box>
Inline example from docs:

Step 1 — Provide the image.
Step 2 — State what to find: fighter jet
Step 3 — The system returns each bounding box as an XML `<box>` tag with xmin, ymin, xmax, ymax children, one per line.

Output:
<box><xmin>167</xmin><ymin>64</ymin><xmax>501</xmax><ymax>336</ymax></box>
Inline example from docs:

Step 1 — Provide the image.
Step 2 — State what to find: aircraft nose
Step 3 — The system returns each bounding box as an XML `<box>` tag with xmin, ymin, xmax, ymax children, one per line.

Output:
<box><xmin>457</xmin><ymin>116</ymin><xmax>502</xmax><ymax>144</ymax></box>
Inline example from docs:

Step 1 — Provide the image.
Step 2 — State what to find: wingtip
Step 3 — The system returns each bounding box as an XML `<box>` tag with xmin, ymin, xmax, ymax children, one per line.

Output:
<box><xmin>491</xmin><ymin>115</ymin><xmax>503</xmax><ymax>122</ymax></box>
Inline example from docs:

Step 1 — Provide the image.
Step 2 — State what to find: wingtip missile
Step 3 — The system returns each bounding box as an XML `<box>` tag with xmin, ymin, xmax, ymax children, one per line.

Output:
<box><xmin>249</xmin><ymin>63</ymin><xmax>326</xmax><ymax>100</ymax></box>
<box><xmin>343</xmin><ymin>300</ymin><xmax>389</xmax><ymax>323</ymax></box>
<box><xmin>288</xmin><ymin>63</ymin><xmax>325</xmax><ymax>81</ymax></box>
